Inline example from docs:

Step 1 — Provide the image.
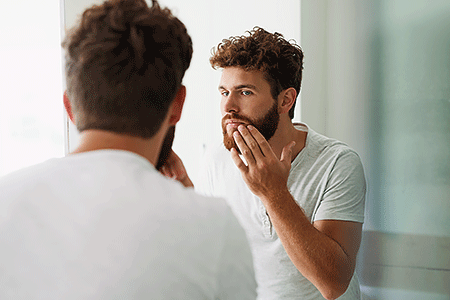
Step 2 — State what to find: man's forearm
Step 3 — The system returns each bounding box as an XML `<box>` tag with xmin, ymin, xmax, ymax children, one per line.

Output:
<box><xmin>261</xmin><ymin>190</ymin><xmax>354</xmax><ymax>300</ymax></box>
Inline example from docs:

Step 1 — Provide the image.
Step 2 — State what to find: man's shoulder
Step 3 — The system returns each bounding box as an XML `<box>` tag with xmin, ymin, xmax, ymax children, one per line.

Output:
<box><xmin>0</xmin><ymin>158</ymin><xmax>70</xmax><ymax>213</ymax></box>
<box><xmin>172</xmin><ymin>181</ymin><xmax>231</xmax><ymax>211</ymax></box>
<box><xmin>302</xmin><ymin>125</ymin><xmax>360</xmax><ymax>160</ymax></box>
<box><xmin>0</xmin><ymin>151</ymin><xmax>233</xmax><ymax>222</ymax></box>
<box><xmin>0</xmin><ymin>157</ymin><xmax>60</xmax><ymax>188</ymax></box>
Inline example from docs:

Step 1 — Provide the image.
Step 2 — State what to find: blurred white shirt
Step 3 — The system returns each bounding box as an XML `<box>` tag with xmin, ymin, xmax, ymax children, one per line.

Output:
<box><xmin>0</xmin><ymin>150</ymin><xmax>256</xmax><ymax>299</ymax></box>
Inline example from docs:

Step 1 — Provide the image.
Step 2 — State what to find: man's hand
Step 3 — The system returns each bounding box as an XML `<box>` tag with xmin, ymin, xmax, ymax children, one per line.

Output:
<box><xmin>230</xmin><ymin>125</ymin><xmax>295</xmax><ymax>200</ymax></box>
<box><xmin>159</xmin><ymin>150</ymin><xmax>194</xmax><ymax>188</ymax></box>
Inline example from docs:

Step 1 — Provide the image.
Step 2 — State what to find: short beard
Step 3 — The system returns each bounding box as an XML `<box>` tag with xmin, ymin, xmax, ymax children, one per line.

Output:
<box><xmin>222</xmin><ymin>101</ymin><xmax>279</xmax><ymax>154</ymax></box>
<box><xmin>156</xmin><ymin>126</ymin><xmax>175</xmax><ymax>170</ymax></box>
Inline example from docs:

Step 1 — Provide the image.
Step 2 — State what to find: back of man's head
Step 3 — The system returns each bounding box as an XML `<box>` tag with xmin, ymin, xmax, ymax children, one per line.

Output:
<box><xmin>62</xmin><ymin>0</ymin><xmax>193</xmax><ymax>138</ymax></box>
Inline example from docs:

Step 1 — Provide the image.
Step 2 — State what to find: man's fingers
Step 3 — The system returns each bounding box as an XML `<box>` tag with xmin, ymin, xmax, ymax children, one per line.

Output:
<box><xmin>172</xmin><ymin>159</ymin><xmax>185</xmax><ymax>179</ymax></box>
<box><xmin>161</xmin><ymin>165</ymin><xmax>174</xmax><ymax>178</ymax></box>
<box><xmin>160</xmin><ymin>150</ymin><xmax>187</xmax><ymax>180</ymax></box>
<box><xmin>237</xmin><ymin>125</ymin><xmax>265</xmax><ymax>160</ymax></box>
<box><xmin>230</xmin><ymin>147</ymin><xmax>248</xmax><ymax>172</ymax></box>
<box><xmin>280</xmin><ymin>141</ymin><xmax>296</xmax><ymax>166</ymax></box>
<box><xmin>233</xmin><ymin>130</ymin><xmax>256</xmax><ymax>165</ymax></box>
<box><xmin>247</xmin><ymin>125</ymin><xmax>274</xmax><ymax>157</ymax></box>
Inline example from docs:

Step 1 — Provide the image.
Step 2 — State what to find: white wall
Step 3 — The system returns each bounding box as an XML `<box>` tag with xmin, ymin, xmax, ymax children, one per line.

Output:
<box><xmin>63</xmin><ymin>0</ymin><xmax>301</xmax><ymax>184</ymax></box>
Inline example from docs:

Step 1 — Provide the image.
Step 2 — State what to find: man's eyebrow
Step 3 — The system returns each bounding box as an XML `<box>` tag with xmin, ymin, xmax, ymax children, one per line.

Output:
<box><xmin>218</xmin><ymin>84</ymin><xmax>258</xmax><ymax>90</ymax></box>
<box><xmin>236</xmin><ymin>84</ymin><xmax>257</xmax><ymax>90</ymax></box>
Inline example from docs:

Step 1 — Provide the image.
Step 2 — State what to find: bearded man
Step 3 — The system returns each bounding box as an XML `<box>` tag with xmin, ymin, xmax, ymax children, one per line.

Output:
<box><xmin>163</xmin><ymin>27</ymin><xmax>366</xmax><ymax>300</ymax></box>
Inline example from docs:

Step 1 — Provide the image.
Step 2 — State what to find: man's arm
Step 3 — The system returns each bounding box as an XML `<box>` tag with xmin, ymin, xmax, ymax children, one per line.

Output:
<box><xmin>260</xmin><ymin>193</ymin><xmax>362</xmax><ymax>300</ymax></box>
<box><xmin>231</xmin><ymin>125</ymin><xmax>362</xmax><ymax>300</ymax></box>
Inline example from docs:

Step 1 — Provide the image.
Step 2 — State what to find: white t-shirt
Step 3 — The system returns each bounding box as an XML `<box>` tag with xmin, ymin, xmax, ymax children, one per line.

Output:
<box><xmin>0</xmin><ymin>150</ymin><xmax>256</xmax><ymax>300</ymax></box>
<box><xmin>196</xmin><ymin>123</ymin><xmax>366</xmax><ymax>300</ymax></box>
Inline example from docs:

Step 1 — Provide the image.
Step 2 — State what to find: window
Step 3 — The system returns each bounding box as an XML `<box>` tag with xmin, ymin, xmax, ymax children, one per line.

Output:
<box><xmin>0</xmin><ymin>0</ymin><xmax>65</xmax><ymax>176</ymax></box>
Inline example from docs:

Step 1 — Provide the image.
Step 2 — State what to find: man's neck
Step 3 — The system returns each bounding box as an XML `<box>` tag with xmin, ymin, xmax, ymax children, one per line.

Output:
<box><xmin>71</xmin><ymin>130</ymin><xmax>160</xmax><ymax>166</ymax></box>
<box><xmin>268</xmin><ymin>119</ymin><xmax>307</xmax><ymax>161</ymax></box>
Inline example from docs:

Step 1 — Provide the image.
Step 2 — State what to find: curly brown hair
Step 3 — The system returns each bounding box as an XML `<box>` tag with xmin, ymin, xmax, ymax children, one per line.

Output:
<box><xmin>210</xmin><ymin>27</ymin><xmax>303</xmax><ymax>119</ymax></box>
<box><xmin>62</xmin><ymin>0</ymin><xmax>192</xmax><ymax>138</ymax></box>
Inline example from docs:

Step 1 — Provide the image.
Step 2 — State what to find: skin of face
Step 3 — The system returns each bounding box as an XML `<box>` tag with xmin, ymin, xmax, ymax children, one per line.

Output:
<box><xmin>219</xmin><ymin>67</ymin><xmax>280</xmax><ymax>152</ymax></box>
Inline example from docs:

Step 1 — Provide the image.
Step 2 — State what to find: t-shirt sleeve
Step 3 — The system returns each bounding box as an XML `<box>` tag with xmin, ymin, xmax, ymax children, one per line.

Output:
<box><xmin>313</xmin><ymin>150</ymin><xmax>366</xmax><ymax>223</ymax></box>
<box><xmin>214</xmin><ymin>208</ymin><xmax>257</xmax><ymax>300</ymax></box>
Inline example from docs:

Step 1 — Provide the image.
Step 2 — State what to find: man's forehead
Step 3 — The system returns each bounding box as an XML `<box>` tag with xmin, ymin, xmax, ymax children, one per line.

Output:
<box><xmin>219</xmin><ymin>67</ymin><xmax>267</xmax><ymax>89</ymax></box>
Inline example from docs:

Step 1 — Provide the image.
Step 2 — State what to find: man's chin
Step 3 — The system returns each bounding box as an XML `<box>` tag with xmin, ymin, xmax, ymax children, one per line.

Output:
<box><xmin>223</xmin><ymin>134</ymin><xmax>240</xmax><ymax>153</ymax></box>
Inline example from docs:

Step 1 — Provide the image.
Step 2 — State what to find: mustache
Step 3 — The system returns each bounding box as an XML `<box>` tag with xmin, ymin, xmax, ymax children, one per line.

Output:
<box><xmin>221</xmin><ymin>113</ymin><xmax>253</xmax><ymax>125</ymax></box>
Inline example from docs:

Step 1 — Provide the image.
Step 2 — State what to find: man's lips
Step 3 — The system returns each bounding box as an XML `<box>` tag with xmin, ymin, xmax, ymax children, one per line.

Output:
<box><xmin>225</xmin><ymin>119</ymin><xmax>245</xmax><ymax>125</ymax></box>
<box><xmin>225</xmin><ymin>120</ymin><xmax>247</xmax><ymax>130</ymax></box>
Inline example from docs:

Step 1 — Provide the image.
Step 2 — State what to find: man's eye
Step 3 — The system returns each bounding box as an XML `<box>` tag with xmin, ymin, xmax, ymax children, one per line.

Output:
<box><xmin>221</xmin><ymin>91</ymin><xmax>229</xmax><ymax>96</ymax></box>
<box><xmin>242</xmin><ymin>91</ymin><xmax>252</xmax><ymax>96</ymax></box>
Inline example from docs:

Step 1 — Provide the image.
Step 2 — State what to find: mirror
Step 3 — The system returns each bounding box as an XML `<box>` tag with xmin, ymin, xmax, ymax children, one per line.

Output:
<box><xmin>60</xmin><ymin>0</ymin><xmax>450</xmax><ymax>299</ymax></box>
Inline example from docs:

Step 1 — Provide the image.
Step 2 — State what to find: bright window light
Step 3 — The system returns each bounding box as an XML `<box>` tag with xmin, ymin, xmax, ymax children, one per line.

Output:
<box><xmin>0</xmin><ymin>0</ymin><xmax>65</xmax><ymax>177</ymax></box>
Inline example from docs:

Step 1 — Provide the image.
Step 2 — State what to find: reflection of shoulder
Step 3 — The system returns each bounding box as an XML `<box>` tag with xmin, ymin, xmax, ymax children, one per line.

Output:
<box><xmin>307</xmin><ymin>127</ymin><xmax>354</xmax><ymax>157</ymax></box>
<box><xmin>311</xmin><ymin>134</ymin><xmax>363</xmax><ymax>176</ymax></box>
<box><xmin>297</xmin><ymin>126</ymin><xmax>363</xmax><ymax>175</ymax></box>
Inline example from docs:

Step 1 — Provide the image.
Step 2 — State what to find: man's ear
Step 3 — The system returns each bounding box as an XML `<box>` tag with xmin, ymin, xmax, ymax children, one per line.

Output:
<box><xmin>168</xmin><ymin>85</ymin><xmax>186</xmax><ymax>125</ymax></box>
<box><xmin>278</xmin><ymin>87</ymin><xmax>297</xmax><ymax>115</ymax></box>
<box><xmin>63</xmin><ymin>91</ymin><xmax>75</xmax><ymax>123</ymax></box>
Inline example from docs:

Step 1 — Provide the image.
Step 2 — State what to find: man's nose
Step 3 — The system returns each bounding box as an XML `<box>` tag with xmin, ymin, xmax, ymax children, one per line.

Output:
<box><xmin>222</xmin><ymin>93</ymin><xmax>239</xmax><ymax>113</ymax></box>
